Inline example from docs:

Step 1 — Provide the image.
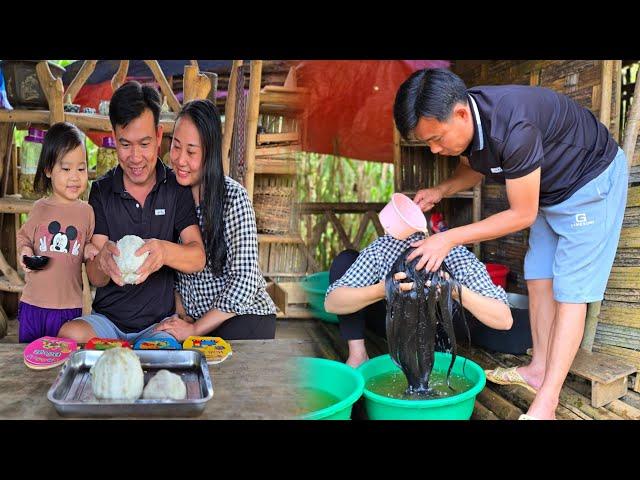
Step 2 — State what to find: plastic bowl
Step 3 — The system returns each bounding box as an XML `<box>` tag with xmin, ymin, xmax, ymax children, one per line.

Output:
<box><xmin>296</xmin><ymin>357</ymin><xmax>364</xmax><ymax>420</ymax></box>
<box><xmin>300</xmin><ymin>272</ymin><xmax>339</xmax><ymax>323</ymax></box>
<box><xmin>378</xmin><ymin>193</ymin><xmax>427</xmax><ymax>240</ymax></box>
<box><xmin>23</xmin><ymin>255</ymin><xmax>50</xmax><ymax>270</ymax></box>
<box><xmin>358</xmin><ymin>353</ymin><xmax>486</xmax><ymax>420</ymax></box>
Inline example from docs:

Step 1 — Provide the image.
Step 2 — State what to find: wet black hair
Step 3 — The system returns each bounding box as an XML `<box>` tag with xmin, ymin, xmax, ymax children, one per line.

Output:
<box><xmin>33</xmin><ymin>122</ymin><xmax>85</xmax><ymax>193</ymax></box>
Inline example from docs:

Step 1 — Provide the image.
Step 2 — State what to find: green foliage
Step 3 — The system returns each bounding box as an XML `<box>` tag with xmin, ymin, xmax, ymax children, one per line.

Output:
<box><xmin>296</xmin><ymin>152</ymin><xmax>394</xmax><ymax>270</ymax></box>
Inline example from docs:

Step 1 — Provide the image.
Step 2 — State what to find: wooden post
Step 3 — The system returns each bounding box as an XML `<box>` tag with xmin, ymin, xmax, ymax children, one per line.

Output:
<box><xmin>111</xmin><ymin>60</ymin><xmax>130</xmax><ymax>92</ymax></box>
<box><xmin>393</xmin><ymin>123</ymin><xmax>402</xmax><ymax>192</ymax></box>
<box><xmin>183</xmin><ymin>65</ymin><xmax>212</xmax><ymax>104</ymax></box>
<box><xmin>244</xmin><ymin>60</ymin><xmax>263</xmax><ymax>200</ymax></box>
<box><xmin>622</xmin><ymin>72</ymin><xmax>640</xmax><ymax>168</ymax></box>
<box><xmin>472</xmin><ymin>182</ymin><xmax>482</xmax><ymax>257</ymax></box>
<box><xmin>36</xmin><ymin>61</ymin><xmax>64</xmax><ymax>125</ymax></box>
<box><xmin>581</xmin><ymin>60</ymin><xmax>615</xmax><ymax>352</ymax></box>
<box><xmin>143</xmin><ymin>61</ymin><xmax>181</xmax><ymax>113</ymax></box>
<box><xmin>222</xmin><ymin>61</ymin><xmax>243</xmax><ymax>176</ymax></box>
<box><xmin>65</xmin><ymin>60</ymin><xmax>97</xmax><ymax>103</ymax></box>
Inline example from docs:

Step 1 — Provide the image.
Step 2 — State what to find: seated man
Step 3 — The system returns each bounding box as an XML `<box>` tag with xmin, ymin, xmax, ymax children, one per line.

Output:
<box><xmin>325</xmin><ymin>231</ymin><xmax>513</xmax><ymax>368</ymax></box>
<box><xmin>59</xmin><ymin>81</ymin><xmax>206</xmax><ymax>343</ymax></box>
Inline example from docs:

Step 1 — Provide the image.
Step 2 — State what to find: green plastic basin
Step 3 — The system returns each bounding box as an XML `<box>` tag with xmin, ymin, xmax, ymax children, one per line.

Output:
<box><xmin>296</xmin><ymin>357</ymin><xmax>364</xmax><ymax>420</ymax></box>
<box><xmin>300</xmin><ymin>272</ymin><xmax>339</xmax><ymax>323</ymax></box>
<box><xmin>358</xmin><ymin>353</ymin><xmax>486</xmax><ymax>420</ymax></box>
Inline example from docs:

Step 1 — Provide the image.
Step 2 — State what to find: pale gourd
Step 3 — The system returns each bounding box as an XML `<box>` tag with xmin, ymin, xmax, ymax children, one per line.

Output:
<box><xmin>114</xmin><ymin>235</ymin><xmax>149</xmax><ymax>284</ymax></box>
<box><xmin>142</xmin><ymin>369</ymin><xmax>187</xmax><ymax>400</ymax></box>
<box><xmin>90</xmin><ymin>347</ymin><xmax>144</xmax><ymax>400</ymax></box>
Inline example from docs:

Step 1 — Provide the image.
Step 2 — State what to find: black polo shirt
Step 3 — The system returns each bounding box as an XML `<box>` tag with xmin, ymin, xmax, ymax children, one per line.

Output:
<box><xmin>463</xmin><ymin>85</ymin><xmax>619</xmax><ymax>206</ymax></box>
<box><xmin>88</xmin><ymin>161</ymin><xmax>197</xmax><ymax>332</ymax></box>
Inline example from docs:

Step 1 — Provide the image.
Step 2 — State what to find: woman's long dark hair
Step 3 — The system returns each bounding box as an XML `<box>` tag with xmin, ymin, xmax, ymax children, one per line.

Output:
<box><xmin>177</xmin><ymin>100</ymin><xmax>226</xmax><ymax>275</ymax></box>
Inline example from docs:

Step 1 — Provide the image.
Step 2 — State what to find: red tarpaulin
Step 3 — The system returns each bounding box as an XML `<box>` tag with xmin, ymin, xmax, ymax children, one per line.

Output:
<box><xmin>296</xmin><ymin>60</ymin><xmax>450</xmax><ymax>163</ymax></box>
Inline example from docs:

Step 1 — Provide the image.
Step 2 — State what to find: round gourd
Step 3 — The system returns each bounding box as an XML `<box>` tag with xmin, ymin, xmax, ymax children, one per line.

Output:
<box><xmin>90</xmin><ymin>347</ymin><xmax>144</xmax><ymax>400</ymax></box>
<box><xmin>114</xmin><ymin>235</ymin><xmax>149</xmax><ymax>284</ymax></box>
<box><xmin>142</xmin><ymin>369</ymin><xmax>187</xmax><ymax>400</ymax></box>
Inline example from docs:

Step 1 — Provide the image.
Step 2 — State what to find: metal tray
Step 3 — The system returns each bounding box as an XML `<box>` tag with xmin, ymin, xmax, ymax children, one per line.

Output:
<box><xmin>47</xmin><ymin>349</ymin><xmax>213</xmax><ymax>417</ymax></box>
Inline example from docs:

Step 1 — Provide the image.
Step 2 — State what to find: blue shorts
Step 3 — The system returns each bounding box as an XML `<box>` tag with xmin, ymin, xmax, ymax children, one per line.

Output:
<box><xmin>524</xmin><ymin>147</ymin><xmax>628</xmax><ymax>303</ymax></box>
<box><xmin>78</xmin><ymin>311</ymin><xmax>177</xmax><ymax>343</ymax></box>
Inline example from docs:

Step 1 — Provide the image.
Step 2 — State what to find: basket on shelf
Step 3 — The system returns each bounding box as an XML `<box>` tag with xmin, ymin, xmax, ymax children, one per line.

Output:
<box><xmin>253</xmin><ymin>184</ymin><xmax>295</xmax><ymax>235</ymax></box>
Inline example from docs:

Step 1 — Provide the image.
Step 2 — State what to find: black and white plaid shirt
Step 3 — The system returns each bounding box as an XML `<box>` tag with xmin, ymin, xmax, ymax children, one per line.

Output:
<box><xmin>176</xmin><ymin>177</ymin><xmax>277</xmax><ymax>318</ymax></box>
<box><xmin>327</xmin><ymin>232</ymin><xmax>508</xmax><ymax>304</ymax></box>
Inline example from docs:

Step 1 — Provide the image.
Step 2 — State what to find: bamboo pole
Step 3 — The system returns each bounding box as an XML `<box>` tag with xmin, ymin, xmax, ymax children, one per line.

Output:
<box><xmin>143</xmin><ymin>60</ymin><xmax>181</xmax><ymax>113</ymax></box>
<box><xmin>393</xmin><ymin>123</ymin><xmax>402</xmax><ymax>192</ymax></box>
<box><xmin>36</xmin><ymin>61</ymin><xmax>64</xmax><ymax>125</ymax></box>
<box><xmin>622</xmin><ymin>72</ymin><xmax>640</xmax><ymax>168</ymax></box>
<box><xmin>243</xmin><ymin>60</ymin><xmax>263</xmax><ymax>200</ymax></box>
<box><xmin>183</xmin><ymin>65</ymin><xmax>212</xmax><ymax>104</ymax></box>
<box><xmin>111</xmin><ymin>60</ymin><xmax>130</xmax><ymax>91</ymax></box>
<box><xmin>222</xmin><ymin>61</ymin><xmax>243</xmax><ymax>176</ymax></box>
<box><xmin>581</xmin><ymin>60</ymin><xmax>616</xmax><ymax>352</ymax></box>
<box><xmin>65</xmin><ymin>60</ymin><xmax>97</xmax><ymax>103</ymax></box>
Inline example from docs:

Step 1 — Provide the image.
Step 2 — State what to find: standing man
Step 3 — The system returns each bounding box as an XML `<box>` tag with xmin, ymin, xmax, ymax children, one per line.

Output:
<box><xmin>393</xmin><ymin>68</ymin><xmax>628</xmax><ymax>419</ymax></box>
<box><xmin>60</xmin><ymin>81</ymin><xmax>206</xmax><ymax>343</ymax></box>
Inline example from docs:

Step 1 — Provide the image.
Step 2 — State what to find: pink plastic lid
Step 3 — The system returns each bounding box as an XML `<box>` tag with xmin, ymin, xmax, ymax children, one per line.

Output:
<box><xmin>23</xmin><ymin>336</ymin><xmax>78</xmax><ymax>369</ymax></box>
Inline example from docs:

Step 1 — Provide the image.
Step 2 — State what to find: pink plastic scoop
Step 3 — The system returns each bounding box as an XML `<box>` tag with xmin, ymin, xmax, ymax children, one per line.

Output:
<box><xmin>378</xmin><ymin>193</ymin><xmax>428</xmax><ymax>240</ymax></box>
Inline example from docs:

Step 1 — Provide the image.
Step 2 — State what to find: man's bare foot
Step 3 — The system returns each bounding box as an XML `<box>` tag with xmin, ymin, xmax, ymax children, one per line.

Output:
<box><xmin>517</xmin><ymin>364</ymin><xmax>544</xmax><ymax>391</ymax></box>
<box><xmin>526</xmin><ymin>391</ymin><xmax>558</xmax><ymax>420</ymax></box>
<box><xmin>346</xmin><ymin>353</ymin><xmax>369</xmax><ymax>368</ymax></box>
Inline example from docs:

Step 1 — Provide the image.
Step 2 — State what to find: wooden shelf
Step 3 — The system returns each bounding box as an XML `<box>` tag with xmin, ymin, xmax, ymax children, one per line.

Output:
<box><xmin>0</xmin><ymin>110</ymin><xmax>175</xmax><ymax>134</ymax></box>
<box><xmin>258</xmin><ymin>234</ymin><xmax>305</xmax><ymax>244</ymax></box>
<box><xmin>400</xmin><ymin>190</ymin><xmax>474</xmax><ymax>199</ymax></box>
<box><xmin>255</xmin><ymin>157</ymin><xmax>296</xmax><ymax>175</ymax></box>
<box><xmin>0</xmin><ymin>196</ymin><xmax>34</xmax><ymax>214</ymax></box>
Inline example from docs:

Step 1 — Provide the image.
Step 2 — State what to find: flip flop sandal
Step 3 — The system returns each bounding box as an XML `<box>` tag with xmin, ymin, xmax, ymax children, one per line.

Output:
<box><xmin>484</xmin><ymin>366</ymin><xmax>538</xmax><ymax>394</ymax></box>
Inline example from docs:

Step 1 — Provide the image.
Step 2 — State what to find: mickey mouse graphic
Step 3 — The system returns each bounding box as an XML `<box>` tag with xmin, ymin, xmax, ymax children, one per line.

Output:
<box><xmin>48</xmin><ymin>221</ymin><xmax>78</xmax><ymax>254</ymax></box>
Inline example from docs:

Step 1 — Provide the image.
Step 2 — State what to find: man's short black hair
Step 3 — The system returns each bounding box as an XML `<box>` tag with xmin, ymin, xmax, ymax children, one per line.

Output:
<box><xmin>393</xmin><ymin>68</ymin><xmax>468</xmax><ymax>139</ymax></box>
<box><xmin>109</xmin><ymin>81</ymin><xmax>161</xmax><ymax>130</ymax></box>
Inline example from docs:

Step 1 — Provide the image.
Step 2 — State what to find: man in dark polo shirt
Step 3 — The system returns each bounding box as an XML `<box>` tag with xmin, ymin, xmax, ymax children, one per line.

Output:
<box><xmin>59</xmin><ymin>81</ymin><xmax>206</xmax><ymax>343</ymax></box>
<box><xmin>393</xmin><ymin>68</ymin><xmax>628</xmax><ymax>419</ymax></box>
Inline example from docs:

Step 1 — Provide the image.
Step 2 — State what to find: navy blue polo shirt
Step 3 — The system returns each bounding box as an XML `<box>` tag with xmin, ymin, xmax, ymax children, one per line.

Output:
<box><xmin>463</xmin><ymin>85</ymin><xmax>619</xmax><ymax>206</ymax></box>
<box><xmin>88</xmin><ymin>161</ymin><xmax>197</xmax><ymax>332</ymax></box>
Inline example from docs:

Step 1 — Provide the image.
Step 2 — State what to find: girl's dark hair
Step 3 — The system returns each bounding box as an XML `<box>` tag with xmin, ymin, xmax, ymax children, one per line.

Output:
<box><xmin>33</xmin><ymin>122</ymin><xmax>85</xmax><ymax>193</ymax></box>
<box><xmin>176</xmin><ymin>99</ymin><xmax>226</xmax><ymax>275</ymax></box>
<box><xmin>393</xmin><ymin>68</ymin><xmax>469</xmax><ymax>139</ymax></box>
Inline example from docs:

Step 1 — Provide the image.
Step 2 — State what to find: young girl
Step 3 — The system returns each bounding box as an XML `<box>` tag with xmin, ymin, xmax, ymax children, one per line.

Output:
<box><xmin>16</xmin><ymin>122</ymin><xmax>98</xmax><ymax>343</ymax></box>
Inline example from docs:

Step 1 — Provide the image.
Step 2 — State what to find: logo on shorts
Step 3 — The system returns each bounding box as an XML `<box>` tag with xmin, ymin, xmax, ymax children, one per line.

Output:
<box><xmin>572</xmin><ymin>213</ymin><xmax>595</xmax><ymax>228</ymax></box>
<box><xmin>490</xmin><ymin>167</ymin><xmax>503</xmax><ymax>174</ymax></box>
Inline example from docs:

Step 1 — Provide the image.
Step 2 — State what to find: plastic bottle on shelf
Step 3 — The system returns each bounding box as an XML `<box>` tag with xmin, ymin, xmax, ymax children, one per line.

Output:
<box><xmin>429</xmin><ymin>212</ymin><xmax>448</xmax><ymax>233</ymax></box>
<box><xmin>19</xmin><ymin>127</ymin><xmax>46</xmax><ymax>199</ymax></box>
<box><xmin>96</xmin><ymin>136</ymin><xmax>118</xmax><ymax>178</ymax></box>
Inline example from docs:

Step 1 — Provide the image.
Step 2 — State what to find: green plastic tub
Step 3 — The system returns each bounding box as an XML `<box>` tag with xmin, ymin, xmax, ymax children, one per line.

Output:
<box><xmin>300</xmin><ymin>272</ymin><xmax>339</xmax><ymax>324</ymax></box>
<box><xmin>358</xmin><ymin>353</ymin><xmax>486</xmax><ymax>420</ymax></box>
<box><xmin>296</xmin><ymin>357</ymin><xmax>364</xmax><ymax>420</ymax></box>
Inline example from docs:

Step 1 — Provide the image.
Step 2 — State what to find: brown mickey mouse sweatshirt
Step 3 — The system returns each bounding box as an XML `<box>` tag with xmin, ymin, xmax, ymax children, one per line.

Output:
<box><xmin>16</xmin><ymin>197</ymin><xmax>95</xmax><ymax>309</ymax></box>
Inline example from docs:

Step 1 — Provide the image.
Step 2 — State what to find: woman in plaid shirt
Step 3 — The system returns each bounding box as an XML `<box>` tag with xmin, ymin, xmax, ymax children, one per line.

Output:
<box><xmin>325</xmin><ymin>234</ymin><xmax>513</xmax><ymax>367</ymax></box>
<box><xmin>155</xmin><ymin>100</ymin><xmax>277</xmax><ymax>341</ymax></box>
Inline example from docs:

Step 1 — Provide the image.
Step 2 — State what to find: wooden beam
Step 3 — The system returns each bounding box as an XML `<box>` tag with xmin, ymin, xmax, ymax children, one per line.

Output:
<box><xmin>325</xmin><ymin>211</ymin><xmax>353</xmax><ymax>250</ymax></box>
<box><xmin>183</xmin><ymin>65</ymin><xmax>212</xmax><ymax>104</ymax></box>
<box><xmin>623</xmin><ymin>71</ymin><xmax>640</xmax><ymax>168</ymax></box>
<box><xmin>257</xmin><ymin>132</ymin><xmax>299</xmax><ymax>144</ymax></box>
<box><xmin>111</xmin><ymin>60</ymin><xmax>130</xmax><ymax>91</ymax></box>
<box><xmin>221</xmin><ymin>60</ymin><xmax>243</xmax><ymax>176</ymax></box>
<box><xmin>143</xmin><ymin>60</ymin><xmax>181</xmax><ymax>113</ymax></box>
<box><xmin>393</xmin><ymin>123</ymin><xmax>402</xmax><ymax>192</ymax></box>
<box><xmin>0</xmin><ymin>110</ymin><xmax>50</xmax><ymax>124</ymax></box>
<box><xmin>0</xmin><ymin>250</ymin><xmax>23</xmax><ymax>287</ymax></box>
<box><xmin>244</xmin><ymin>60</ymin><xmax>263</xmax><ymax>199</ymax></box>
<box><xmin>299</xmin><ymin>202</ymin><xmax>386</xmax><ymax>214</ymax></box>
<box><xmin>0</xmin><ymin>196</ymin><xmax>34</xmax><ymax>214</ymax></box>
<box><xmin>65</xmin><ymin>60</ymin><xmax>97</xmax><ymax>103</ymax></box>
<box><xmin>35</xmin><ymin>61</ymin><xmax>64</xmax><ymax>125</ymax></box>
